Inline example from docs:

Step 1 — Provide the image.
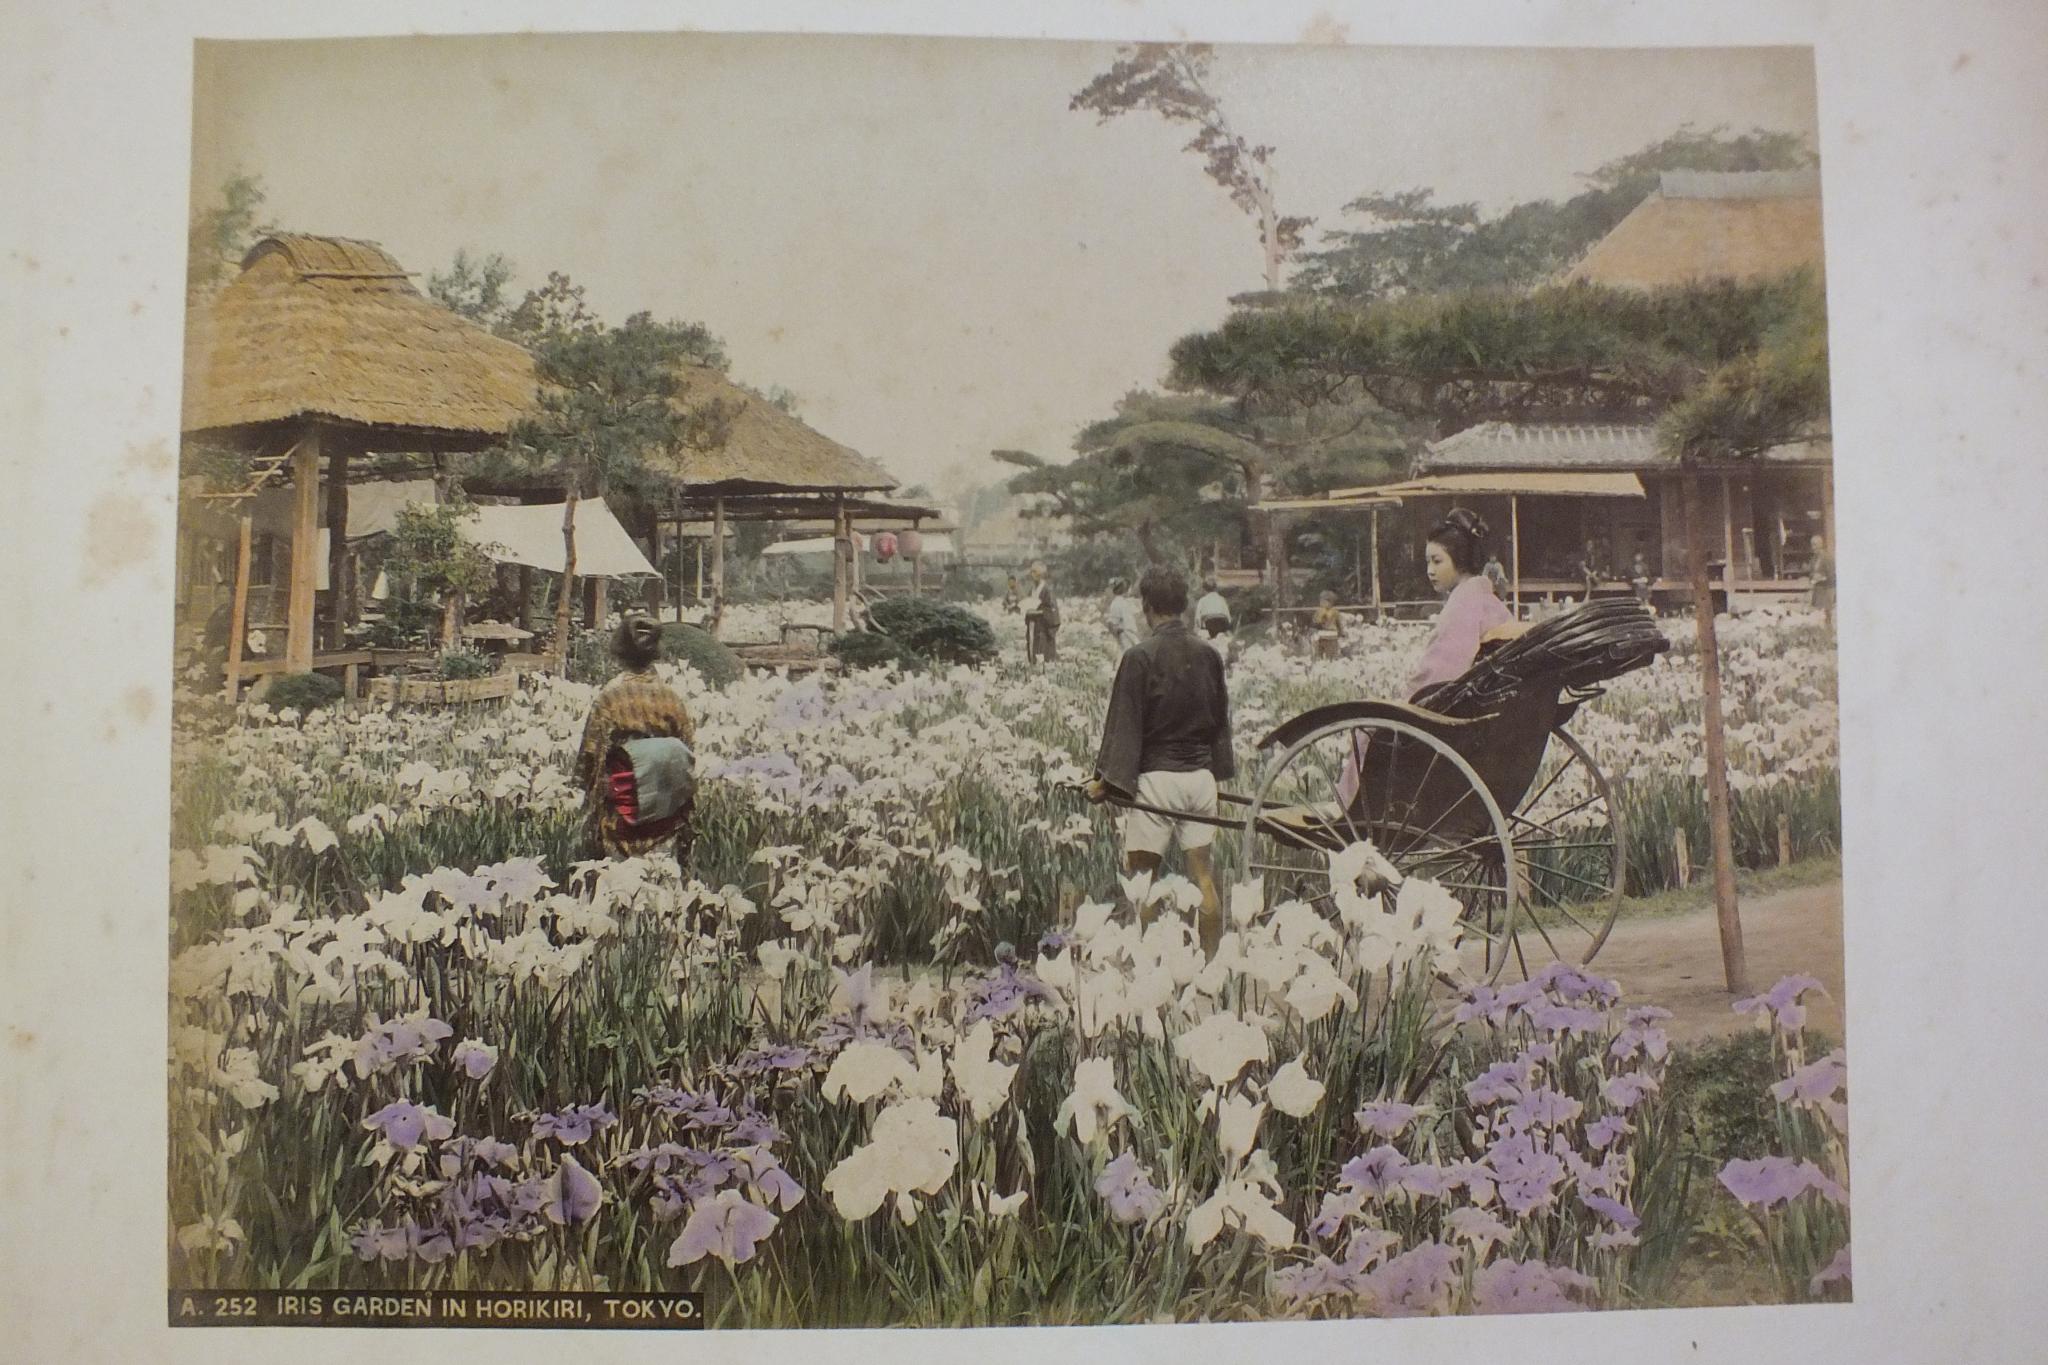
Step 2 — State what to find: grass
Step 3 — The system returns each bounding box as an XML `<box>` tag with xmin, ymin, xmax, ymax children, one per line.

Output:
<box><xmin>1607</xmin><ymin>853</ymin><xmax>1841</xmax><ymax>923</ymax></box>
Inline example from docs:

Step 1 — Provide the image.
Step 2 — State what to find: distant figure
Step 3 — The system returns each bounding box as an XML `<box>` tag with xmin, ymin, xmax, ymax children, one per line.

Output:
<box><xmin>574</xmin><ymin>616</ymin><xmax>697</xmax><ymax>868</ymax></box>
<box><xmin>1483</xmin><ymin>554</ymin><xmax>1510</xmax><ymax>605</ymax></box>
<box><xmin>1578</xmin><ymin>538</ymin><xmax>1604</xmax><ymax>599</ymax></box>
<box><xmin>1003</xmin><ymin>574</ymin><xmax>1022</xmax><ymax>614</ymax></box>
<box><xmin>1195</xmin><ymin>577</ymin><xmax>1232</xmax><ymax>639</ymax></box>
<box><xmin>1311</xmin><ymin>589</ymin><xmax>1343</xmax><ymax>660</ymax></box>
<box><xmin>1630</xmin><ymin>552</ymin><xmax>1653</xmax><ymax>607</ymax></box>
<box><xmin>1087</xmin><ymin>565</ymin><xmax>1234</xmax><ymax>958</ymax></box>
<box><xmin>1024</xmin><ymin>562</ymin><xmax>1060</xmax><ymax>663</ymax></box>
<box><xmin>1808</xmin><ymin>535</ymin><xmax>1835</xmax><ymax>626</ymax></box>
<box><xmin>1104</xmin><ymin>576</ymin><xmax>1142</xmax><ymax>656</ymax></box>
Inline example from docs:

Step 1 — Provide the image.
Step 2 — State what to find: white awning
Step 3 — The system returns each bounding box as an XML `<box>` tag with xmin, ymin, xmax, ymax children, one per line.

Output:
<box><xmin>761</xmin><ymin>532</ymin><xmax>868</xmax><ymax>558</ymax></box>
<box><xmin>1330</xmin><ymin>472</ymin><xmax>1647</xmax><ymax>500</ymax></box>
<box><xmin>465</xmin><ymin>501</ymin><xmax>660</xmax><ymax>578</ymax></box>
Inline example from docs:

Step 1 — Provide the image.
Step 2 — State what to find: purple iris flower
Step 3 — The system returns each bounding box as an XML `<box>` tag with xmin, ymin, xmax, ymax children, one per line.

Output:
<box><xmin>363</xmin><ymin>1099</ymin><xmax>454</xmax><ymax>1151</ymax></box>
<box><xmin>532</xmin><ymin>1102</ymin><xmax>618</xmax><ymax>1145</ymax></box>
<box><xmin>1358</xmin><ymin>1242</ymin><xmax>1462</xmax><ymax>1317</ymax></box>
<box><xmin>1733</xmin><ymin>974</ymin><xmax>1826</xmax><ymax>1034</ymax></box>
<box><xmin>1094</xmin><ymin>1152</ymin><xmax>1166</xmax><ymax>1225</ymax></box>
<box><xmin>1718</xmin><ymin>1156</ymin><xmax>1848</xmax><ymax>1209</ymax></box>
<box><xmin>1771</xmin><ymin>1050</ymin><xmax>1848</xmax><ymax>1106</ymax></box>
<box><xmin>349</xmin><ymin>1223</ymin><xmax>412</xmax><ymax>1262</ymax></box>
<box><xmin>1504</xmin><ymin>1087</ymin><xmax>1584</xmax><ymax>1131</ymax></box>
<box><xmin>1810</xmin><ymin>1246</ymin><xmax>1852</xmax><ymax>1294</ymax></box>
<box><xmin>1585</xmin><ymin>1115</ymin><xmax>1631</xmax><ymax>1150</ymax></box>
<box><xmin>1309</xmin><ymin>1189</ymin><xmax>1362</xmax><ymax>1240</ymax></box>
<box><xmin>353</xmin><ymin>1016</ymin><xmax>453</xmax><ymax>1077</ymax></box>
<box><xmin>1524</xmin><ymin>1001</ymin><xmax>1608</xmax><ymax>1039</ymax></box>
<box><xmin>1601</xmin><ymin>1071</ymin><xmax>1660</xmax><ymax>1111</ymax></box>
<box><xmin>1396</xmin><ymin>1162</ymin><xmax>1455</xmax><ymax>1200</ymax></box>
<box><xmin>626</xmin><ymin>1142</ymin><xmax>693</xmax><ymax>1174</ymax></box>
<box><xmin>667</xmin><ymin>1191</ymin><xmax>780</xmax><ymax>1267</ymax></box>
<box><xmin>1354</xmin><ymin>1100</ymin><xmax>1419</xmax><ymax>1139</ymax></box>
<box><xmin>729</xmin><ymin>1110</ymin><xmax>787</xmax><ymax>1146</ymax></box>
<box><xmin>1466</xmin><ymin>1060</ymin><xmax>1528</xmax><ymax>1107</ymax></box>
<box><xmin>1339</xmin><ymin>1145</ymin><xmax>1410</xmax><ymax>1199</ymax></box>
<box><xmin>452</xmin><ymin>1039</ymin><xmax>497</xmax><ymax>1081</ymax></box>
<box><xmin>734</xmin><ymin>1146</ymin><xmax>806</xmax><ymax>1211</ymax></box>
<box><xmin>1471</xmin><ymin>1259</ymin><xmax>1596</xmax><ymax>1314</ymax></box>
<box><xmin>1455</xmin><ymin>985</ymin><xmax>1509</xmax><ymax>1027</ymax></box>
<box><xmin>1274</xmin><ymin>1255</ymin><xmax>1364</xmax><ymax>1303</ymax></box>
<box><xmin>1037</xmin><ymin>929</ymin><xmax>1072</xmax><ymax>956</ymax></box>
<box><xmin>1530</xmin><ymin>961</ymin><xmax>1620</xmax><ymax>1005</ymax></box>
<box><xmin>1579</xmin><ymin>1192</ymin><xmax>1642</xmax><ymax>1231</ymax></box>
<box><xmin>543</xmin><ymin>1154</ymin><xmax>603</xmax><ymax>1224</ymax></box>
<box><xmin>964</xmin><ymin>961</ymin><xmax>1055</xmax><ymax>1024</ymax></box>
<box><xmin>1486</xmin><ymin>1133</ymin><xmax>1565</xmax><ymax>1218</ymax></box>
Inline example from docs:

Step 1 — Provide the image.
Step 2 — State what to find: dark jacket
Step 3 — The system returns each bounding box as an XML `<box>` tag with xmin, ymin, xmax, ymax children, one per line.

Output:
<box><xmin>1093</xmin><ymin>619</ymin><xmax>1235</xmax><ymax>799</ymax></box>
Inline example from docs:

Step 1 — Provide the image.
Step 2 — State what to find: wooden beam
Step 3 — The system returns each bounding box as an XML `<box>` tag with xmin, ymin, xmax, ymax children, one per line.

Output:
<box><xmin>1721</xmin><ymin>473</ymin><xmax>1738</xmax><ymax>614</ymax></box>
<box><xmin>285</xmin><ymin>427</ymin><xmax>321</xmax><ymax>672</ymax></box>
<box><xmin>223</xmin><ymin>513</ymin><xmax>252</xmax><ymax>699</ymax></box>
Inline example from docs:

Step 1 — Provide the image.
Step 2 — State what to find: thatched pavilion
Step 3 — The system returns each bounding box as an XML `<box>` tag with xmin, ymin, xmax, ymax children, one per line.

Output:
<box><xmin>182</xmin><ymin>233</ymin><xmax>536</xmax><ymax>681</ymax></box>
<box><xmin>469</xmin><ymin>361</ymin><xmax>914</xmax><ymax>634</ymax></box>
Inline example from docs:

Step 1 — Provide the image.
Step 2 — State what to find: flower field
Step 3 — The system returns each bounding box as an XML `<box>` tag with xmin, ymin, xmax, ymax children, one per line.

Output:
<box><xmin>167</xmin><ymin>604</ymin><xmax>1847</xmax><ymax>1324</ymax></box>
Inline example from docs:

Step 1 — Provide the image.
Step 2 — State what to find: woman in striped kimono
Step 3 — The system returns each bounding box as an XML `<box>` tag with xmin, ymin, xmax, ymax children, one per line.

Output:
<box><xmin>574</xmin><ymin>615</ymin><xmax>698</xmax><ymax>867</ymax></box>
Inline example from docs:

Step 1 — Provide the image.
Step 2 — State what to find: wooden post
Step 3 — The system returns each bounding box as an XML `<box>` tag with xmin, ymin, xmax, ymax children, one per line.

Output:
<box><xmin>711</xmin><ymin>498</ymin><xmax>727</xmax><ymax>638</ymax></box>
<box><xmin>554</xmin><ymin>490</ymin><xmax>579</xmax><ymax>677</ymax></box>
<box><xmin>224</xmin><ymin>513</ymin><xmax>252</xmax><ymax>699</ymax></box>
<box><xmin>1674</xmin><ymin>827</ymin><xmax>1691</xmax><ymax>888</ymax></box>
<box><xmin>285</xmin><ymin>428</ymin><xmax>321</xmax><ymax>673</ymax></box>
<box><xmin>517</xmin><ymin>565</ymin><xmax>534</xmax><ymax>631</ymax></box>
<box><xmin>832</xmin><ymin>495</ymin><xmax>848</xmax><ymax>633</ymax></box>
<box><xmin>1721</xmin><ymin>472</ymin><xmax>1739</xmax><ymax>611</ymax></box>
<box><xmin>1369</xmin><ymin>506</ymin><xmax>1382</xmax><ymax>623</ymax></box>
<box><xmin>695</xmin><ymin>538</ymin><xmax>705</xmax><ymax>602</ymax></box>
<box><xmin>1509</xmin><ymin>494</ymin><xmax>1522</xmax><ymax>616</ymax></box>
<box><xmin>1778</xmin><ymin>813</ymin><xmax>1792</xmax><ymax>867</ymax></box>
<box><xmin>324</xmin><ymin>440</ymin><xmax>349</xmax><ymax>650</ymax></box>
<box><xmin>911</xmin><ymin>519</ymin><xmax>924</xmax><ymax>596</ymax></box>
<box><xmin>1683</xmin><ymin>471</ymin><xmax>1748</xmax><ymax>994</ymax></box>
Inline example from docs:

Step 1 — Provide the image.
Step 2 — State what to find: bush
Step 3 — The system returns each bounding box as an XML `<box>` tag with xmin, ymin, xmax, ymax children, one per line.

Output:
<box><xmin>867</xmin><ymin>597</ymin><xmax>998</xmax><ymax>668</ymax></box>
<box><xmin>659</xmin><ymin>623</ymin><xmax>744</xmax><ymax>690</ymax></box>
<box><xmin>1234</xmin><ymin>584</ymin><xmax>1276</xmax><ymax>628</ymax></box>
<box><xmin>262</xmin><ymin>672</ymin><xmax>343</xmax><ymax>712</ymax></box>
<box><xmin>434</xmin><ymin>648</ymin><xmax>496</xmax><ymax>680</ymax></box>
<box><xmin>829</xmin><ymin>630</ymin><xmax>925</xmax><ymax>672</ymax></box>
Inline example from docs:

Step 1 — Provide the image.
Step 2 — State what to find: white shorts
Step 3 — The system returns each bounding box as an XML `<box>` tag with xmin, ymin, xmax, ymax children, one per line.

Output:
<box><xmin>1120</xmin><ymin>768</ymin><xmax>1220</xmax><ymax>856</ymax></box>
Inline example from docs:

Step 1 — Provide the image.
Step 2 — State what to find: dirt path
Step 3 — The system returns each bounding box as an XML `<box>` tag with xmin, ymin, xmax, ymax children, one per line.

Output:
<box><xmin>1469</xmin><ymin>882</ymin><xmax>1845</xmax><ymax>1046</ymax></box>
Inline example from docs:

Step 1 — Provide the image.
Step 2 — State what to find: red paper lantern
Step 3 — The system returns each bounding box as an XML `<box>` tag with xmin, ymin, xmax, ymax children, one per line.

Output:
<box><xmin>874</xmin><ymin>530</ymin><xmax>898</xmax><ymax>562</ymax></box>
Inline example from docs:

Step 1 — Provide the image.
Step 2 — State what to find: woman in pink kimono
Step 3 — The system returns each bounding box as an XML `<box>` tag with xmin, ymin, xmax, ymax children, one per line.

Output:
<box><xmin>1339</xmin><ymin>509</ymin><xmax>1510</xmax><ymax>808</ymax></box>
<box><xmin>1404</xmin><ymin>508</ymin><xmax>1513</xmax><ymax>699</ymax></box>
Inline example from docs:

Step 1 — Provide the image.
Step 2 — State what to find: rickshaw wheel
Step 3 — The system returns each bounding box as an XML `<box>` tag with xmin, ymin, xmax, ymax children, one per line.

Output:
<box><xmin>1241</xmin><ymin>717</ymin><xmax>1521</xmax><ymax>983</ymax></box>
<box><xmin>1508</xmin><ymin>728</ymin><xmax>1627</xmax><ymax>968</ymax></box>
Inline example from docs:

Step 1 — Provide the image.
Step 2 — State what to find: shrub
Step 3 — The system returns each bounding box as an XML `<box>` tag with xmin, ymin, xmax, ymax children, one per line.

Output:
<box><xmin>434</xmin><ymin>648</ymin><xmax>496</xmax><ymax>681</ymax></box>
<box><xmin>830</xmin><ymin>630</ymin><xmax>924</xmax><ymax>672</ymax></box>
<box><xmin>659</xmin><ymin>623</ymin><xmax>744</xmax><ymax>689</ymax></box>
<box><xmin>867</xmin><ymin>597</ymin><xmax>998</xmax><ymax>667</ymax></box>
<box><xmin>262</xmin><ymin>671</ymin><xmax>343</xmax><ymax>712</ymax></box>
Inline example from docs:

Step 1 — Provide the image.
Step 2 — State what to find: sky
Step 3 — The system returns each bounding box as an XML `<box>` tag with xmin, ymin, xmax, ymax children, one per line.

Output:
<box><xmin>191</xmin><ymin>34</ymin><xmax>1818</xmax><ymax>499</ymax></box>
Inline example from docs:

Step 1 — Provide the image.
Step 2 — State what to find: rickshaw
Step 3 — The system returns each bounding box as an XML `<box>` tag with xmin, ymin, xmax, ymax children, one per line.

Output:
<box><xmin>1092</xmin><ymin>599</ymin><xmax>1670</xmax><ymax>982</ymax></box>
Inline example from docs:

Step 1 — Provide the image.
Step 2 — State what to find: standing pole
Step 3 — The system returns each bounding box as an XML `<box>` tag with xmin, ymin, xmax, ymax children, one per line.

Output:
<box><xmin>695</xmin><ymin>538</ymin><xmax>705</xmax><ymax>602</ymax></box>
<box><xmin>224</xmin><ymin>513</ymin><xmax>252</xmax><ymax>700</ymax></box>
<box><xmin>324</xmin><ymin>440</ymin><xmax>350</xmax><ymax>650</ymax></box>
<box><xmin>1369</xmin><ymin>506</ymin><xmax>1382</xmax><ymax>624</ymax></box>
<box><xmin>710</xmin><ymin>497</ymin><xmax>727</xmax><ymax>638</ymax></box>
<box><xmin>1509</xmin><ymin>494</ymin><xmax>1522</xmax><ymax>616</ymax></box>
<box><xmin>1721</xmin><ymin>472</ymin><xmax>1739</xmax><ymax>612</ymax></box>
<box><xmin>285</xmin><ymin>428</ymin><xmax>321</xmax><ymax>673</ymax></box>
<box><xmin>832</xmin><ymin>495</ymin><xmax>849</xmax><ymax>633</ymax></box>
<box><xmin>1682</xmin><ymin>470</ymin><xmax>1748</xmax><ymax>995</ymax></box>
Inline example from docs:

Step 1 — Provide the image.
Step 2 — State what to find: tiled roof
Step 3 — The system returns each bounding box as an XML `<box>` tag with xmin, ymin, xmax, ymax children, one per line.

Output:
<box><xmin>1418</xmin><ymin>422</ymin><xmax>1830</xmax><ymax>473</ymax></box>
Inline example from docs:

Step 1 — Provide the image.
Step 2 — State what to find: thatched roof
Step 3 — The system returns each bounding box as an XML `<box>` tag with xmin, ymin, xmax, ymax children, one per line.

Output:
<box><xmin>1564</xmin><ymin>171</ymin><xmax>1824</xmax><ymax>291</ymax></box>
<box><xmin>182</xmin><ymin>233</ymin><xmax>538</xmax><ymax>446</ymax></box>
<box><xmin>656</xmin><ymin>363</ymin><xmax>897</xmax><ymax>495</ymax></box>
